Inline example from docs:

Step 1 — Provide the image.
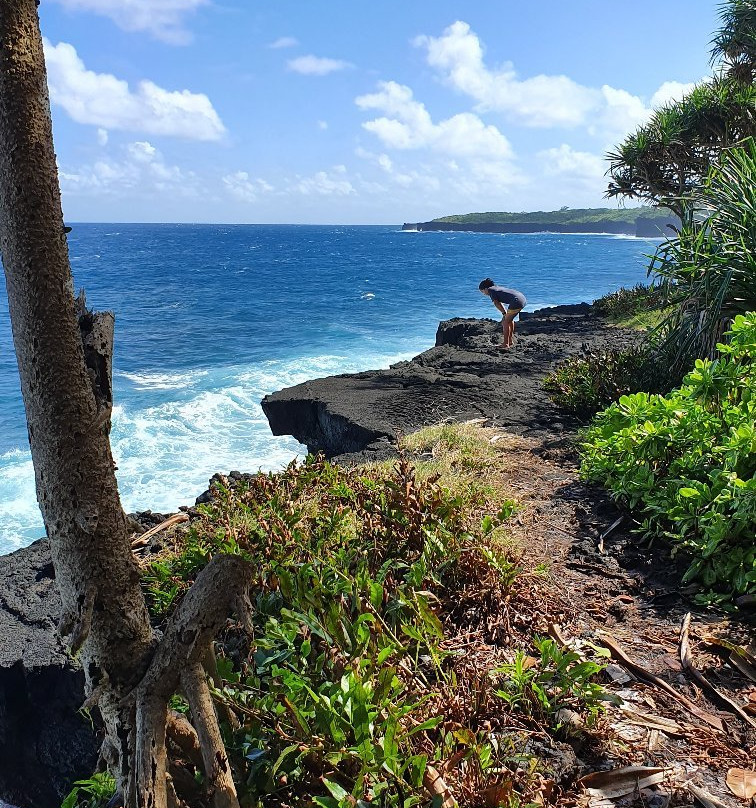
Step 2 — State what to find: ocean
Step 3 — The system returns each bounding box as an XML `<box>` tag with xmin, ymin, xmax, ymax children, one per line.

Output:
<box><xmin>0</xmin><ymin>224</ymin><xmax>658</xmax><ymax>554</ymax></box>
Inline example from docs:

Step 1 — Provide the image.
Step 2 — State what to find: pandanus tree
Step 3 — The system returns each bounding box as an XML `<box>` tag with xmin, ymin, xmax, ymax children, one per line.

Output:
<box><xmin>712</xmin><ymin>0</ymin><xmax>756</xmax><ymax>83</ymax></box>
<box><xmin>605</xmin><ymin>78</ymin><xmax>756</xmax><ymax>220</ymax></box>
<box><xmin>606</xmin><ymin>0</ymin><xmax>756</xmax><ymax>220</ymax></box>
<box><xmin>0</xmin><ymin>2</ymin><xmax>252</xmax><ymax>805</ymax></box>
<box><xmin>651</xmin><ymin>139</ymin><xmax>756</xmax><ymax>372</ymax></box>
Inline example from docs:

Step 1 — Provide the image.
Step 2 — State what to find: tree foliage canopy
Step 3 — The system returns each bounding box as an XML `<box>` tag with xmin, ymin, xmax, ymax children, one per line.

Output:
<box><xmin>606</xmin><ymin>0</ymin><xmax>756</xmax><ymax>217</ymax></box>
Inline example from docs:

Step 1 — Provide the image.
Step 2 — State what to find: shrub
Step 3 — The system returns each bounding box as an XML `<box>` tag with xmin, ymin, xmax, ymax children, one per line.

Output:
<box><xmin>593</xmin><ymin>283</ymin><xmax>664</xmax><ymax>321</ymax></box>
<box><xmin>136</xmin><ymin>425</ymin><xmax>611</xmax><ymax>807</ymax></box>
<box><xmin>580</xmin><ymin>313</ymin><xmax>756</xmax><ymax>602</ymax></box>
<box><xmin>543</xmin><ymin>346</ymin><xmax>651</xmax><ymax>419</ymax></box>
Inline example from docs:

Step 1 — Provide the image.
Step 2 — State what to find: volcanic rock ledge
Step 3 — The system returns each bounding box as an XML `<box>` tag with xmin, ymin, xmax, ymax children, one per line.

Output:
<box><xmin>0</xmin><ymin>539</ymin><xmax>98</xmax><ymax>807</ymax></box>
<box><xmin>261</xmin><ymin>304</ymin><xmax>639</xmax><ymax>461</ymax></box>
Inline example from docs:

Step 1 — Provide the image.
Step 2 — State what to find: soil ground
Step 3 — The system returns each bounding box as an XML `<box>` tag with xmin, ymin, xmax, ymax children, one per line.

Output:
<box><xmin>437</xmin><ymin>427</ymin><xmax>756</xmax><ymax>808</ymax></box>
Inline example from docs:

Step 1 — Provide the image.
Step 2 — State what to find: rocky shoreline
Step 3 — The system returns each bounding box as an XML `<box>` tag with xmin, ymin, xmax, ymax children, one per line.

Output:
<box><xmin>0</xmin><ymin>303</ymin><xmax>641</xmax><ymax>807</ymax></box>
<box><xmin>262</xmin><ymin>303</ymin><xmax>639</xmax><ymax>462</ymax></box>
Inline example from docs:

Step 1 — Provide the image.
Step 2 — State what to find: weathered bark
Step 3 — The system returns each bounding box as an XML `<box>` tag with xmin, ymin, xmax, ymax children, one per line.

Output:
<box><xmin>0</xmin><ymin>0</ymin><xmax>155</xmax><ymax>797</ymax></box>
<box><xmin>0</xmin><ymin>4</ymin><xmax>254</xmax><ymax>806</ymax></box>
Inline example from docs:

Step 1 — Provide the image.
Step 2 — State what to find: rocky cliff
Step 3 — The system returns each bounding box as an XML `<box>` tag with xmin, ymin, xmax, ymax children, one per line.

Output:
<box><xmin>261</xmin><ymin>304</ymin><xmax>639</xmax><ymax>462</ymax></box>
<box><xmin>402</xmin><ymin>217</ymin><xmax>677</xmax><ymax>237</ymax></box>
<box><xmin>0</xmin><ymin>540</ymin><xmax>98</xmax><ymax>807</ymax></box>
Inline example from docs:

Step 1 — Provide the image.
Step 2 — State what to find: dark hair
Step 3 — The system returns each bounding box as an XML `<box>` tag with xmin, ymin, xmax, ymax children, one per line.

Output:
<box><xmin>478</xmin><ymin>278</ymin><xmax>494</xmax><ymax>290</ymax></box>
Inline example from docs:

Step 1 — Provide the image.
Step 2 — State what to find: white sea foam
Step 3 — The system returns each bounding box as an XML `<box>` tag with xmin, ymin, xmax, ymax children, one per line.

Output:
<box><xmin>118</xmin><ymin>369</ymin><xmax>208</xmax><ymax>390</ymax></box>
<box><xmin>610</xmin><ymin>234</ymin><xmax>666</xmax><ymax>241</ymax></box>
<box><xmin>0</xmin><ymin>453</ymin><xmax>41</xmax><ymax>552</ymax></box>
<box><xmin>0</xmin><ymin>346</ymin><xmax>417</xmax><ymax>554</ymax></box>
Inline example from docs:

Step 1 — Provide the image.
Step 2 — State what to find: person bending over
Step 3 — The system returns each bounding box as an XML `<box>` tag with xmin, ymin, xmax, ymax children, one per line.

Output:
<box><xmin>479</xmin><ymin>278</ymin><xmax>526</xmax><ymax>349</ymax></box>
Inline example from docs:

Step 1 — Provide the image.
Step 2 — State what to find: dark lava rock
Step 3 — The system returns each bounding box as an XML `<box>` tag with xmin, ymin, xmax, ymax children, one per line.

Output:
<box><xmin>0</xmin><ymin>540</ymin><xmax>97</xmax><ymax>808</ymax></box>
<box><xmin>262</xmin><ymin>305</ymin><xmax>638</xmax><ymax>461</ymax></box>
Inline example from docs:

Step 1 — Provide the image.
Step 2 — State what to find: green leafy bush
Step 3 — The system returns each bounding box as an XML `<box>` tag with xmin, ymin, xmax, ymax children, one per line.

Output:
<box><xmin>141</xmin><ymin>455</ymin><xmax>518</xmax><ymax>805</ymax></box>
<box><xmin>593</xmin><ymin>283</ymin><xmax>664</xmax><ymax>321</ymax></box>
<box><xmin>544</xmin><ymin>346</ymin><xmax>651</xmax><ymax>419</ymax></box>
<box><xmin>137</xmin><ymin>437</ymin><xmax>609</xmax><ymax>807</ymax></box>
<box><xmin>580</xmin><ymin>313</ymin><xmax>756</xmax><ymax>601</ymax></box>
<box><xmin>495</xmin><ymin>638</ymin><xmax>614</xmax><ymax>728</ymax></box>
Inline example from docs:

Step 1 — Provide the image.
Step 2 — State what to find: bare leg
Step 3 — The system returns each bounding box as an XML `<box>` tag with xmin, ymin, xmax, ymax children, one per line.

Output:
<box><xmin>501</xmin><ymin>314</ymin><xmax>515</xmax><ymax>348</ymax></box>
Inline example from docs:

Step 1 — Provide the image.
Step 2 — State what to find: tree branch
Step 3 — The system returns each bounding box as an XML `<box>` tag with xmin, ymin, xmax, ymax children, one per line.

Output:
<box><xmin>182</xmin><ymin>660</ymin><xmax>240</xmax><ymax>808</ymax></box>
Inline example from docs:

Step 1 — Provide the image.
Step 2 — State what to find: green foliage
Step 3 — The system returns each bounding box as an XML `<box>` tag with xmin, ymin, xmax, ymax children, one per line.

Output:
<box><xmin>543</xmin><ymin>346</ymin><xmax>652</xmax><ymax>419</ymax></box>
<box><xmin>431</xmin><ymin>206</ymin><xmax>664</xmax><ymax>225</ymax></box>
<box><xmin>650</xmin><ymin>140</ymin><xmax>756</xmax><ymax>373</ymax></box>
<box><xmin>61</xmin><ymin>773</ymin><xmax>116</xmax><ymax>808</ymax></box>
<box><xmin>143</xmin><ymin>453</ymin><xmax>528</xmax><ymax>806</ymax></box>
<box><xmin>711</xmin><ymin>0</ymin><xmax>756</xmax><ymax>83</ymax></box>
<box><xmin>495</xmin><ymin>638</ymin><xmax>613</xmax><ymax>728</ymax></box>
<box><xmin>606</xmin><ymin>78</ymin><xmax>756</xmax><ymax>217</ymax></box>
<box><xmin>581</xmin><ymin>313</ymin><xmax>756</xmax><ymax>601</ymax></box>
<box><xmin>593</xmin><ymin>283</ymin><xmax>665</xmax><ymax>322</ymax></box>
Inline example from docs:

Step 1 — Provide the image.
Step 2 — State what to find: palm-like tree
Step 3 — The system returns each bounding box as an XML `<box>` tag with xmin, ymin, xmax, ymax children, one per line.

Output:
<box><xmin>650</xmin><ymin>140</ymin><xmax>756</xmax><ymax>371</ymax></box>
<box><xmin>712</xmin><ymin>0</ymin><xmax>756</xmax><ymax>83</ymax></box>
<box><xmin>607</xmin><ymin>0</ymin><xmax>756</xmax><ymax>220</ymax></box>
<box><xmin>606</xmin><ymin>79</ymin><xmax>756</xmax><ymax>220</ymax></box>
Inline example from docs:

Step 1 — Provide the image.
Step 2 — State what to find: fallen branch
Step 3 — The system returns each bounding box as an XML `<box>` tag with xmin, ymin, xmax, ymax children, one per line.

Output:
<box><xmin>597</xmin><ymin>634</ymin><xmax>725</xmax><ymax>732</ymax></box>
<box><xmin>679</xmin><ymin>613</ymin><xmax>756</xmax><ymax>730</ymax></box>
<box><xmin>131</xmin><ymin>512</ymin><xmax>190</xmax><ymax>548</ymax></box>
<box><xmin>687</xmin><ymin>783</ymin><xmax>731</xmax><ymax>808</ymax></box>
<box><xmin>598</xmin><ymin>516</ymin><xmax>624</xmax><ymax>553</ymax></box>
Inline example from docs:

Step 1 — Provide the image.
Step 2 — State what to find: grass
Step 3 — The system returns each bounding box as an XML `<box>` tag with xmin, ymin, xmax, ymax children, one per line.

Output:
<box><xmin>611</xmin><ymin>308</ymin><xmax>668</xmax><ymax>331</ymax></box>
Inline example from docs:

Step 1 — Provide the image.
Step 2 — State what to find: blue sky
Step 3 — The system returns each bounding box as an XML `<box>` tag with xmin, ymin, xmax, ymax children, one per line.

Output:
<box><xmin>39</xmin><ymin>1</ymin><xmax>718</xmax><ymax>224</ymax></box>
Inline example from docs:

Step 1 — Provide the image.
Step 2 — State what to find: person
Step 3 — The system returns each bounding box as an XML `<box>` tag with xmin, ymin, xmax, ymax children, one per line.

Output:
<box><xmin>478</xmin><ymin>278</ymin><xmax>526</xmax><ymax>349</ymax></box>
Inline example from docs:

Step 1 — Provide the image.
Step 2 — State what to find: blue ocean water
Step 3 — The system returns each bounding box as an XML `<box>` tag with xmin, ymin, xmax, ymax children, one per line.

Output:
<box><xmin>0</xmin><ymin>224</ymin><xmax>658</xmax><ymax>553</ymax></box>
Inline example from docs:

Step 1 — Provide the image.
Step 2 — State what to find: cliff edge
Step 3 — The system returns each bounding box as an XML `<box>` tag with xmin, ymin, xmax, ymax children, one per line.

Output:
<box><xmin>261</xmin><ymin>304</ymin><xmax>639</xmax><ymax>462</ymax></box>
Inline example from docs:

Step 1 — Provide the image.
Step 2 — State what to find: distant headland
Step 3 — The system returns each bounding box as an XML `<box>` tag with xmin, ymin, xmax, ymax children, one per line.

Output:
<box><xmin>402</xmin><ymin>206</ymin><xmax>678</xmax><ymax>238</ymax></box>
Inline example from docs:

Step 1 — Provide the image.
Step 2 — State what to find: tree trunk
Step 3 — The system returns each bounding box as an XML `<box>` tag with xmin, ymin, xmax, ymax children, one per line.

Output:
<box><xmin>0</xmin><ymin>3</ymin><xmax>251</xmax><ymax>805</ymax></box>
<box><xmin>0</xmin><ymin>0</ymin><xmax>156</xmax><ymax>794</ymax></box>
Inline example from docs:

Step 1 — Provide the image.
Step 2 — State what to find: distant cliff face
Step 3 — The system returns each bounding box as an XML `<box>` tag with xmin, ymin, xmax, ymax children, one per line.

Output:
<box><xmin>402</xmin><ymin>217</ymin><xmax>677</xmax><ymax>237</ymax></box>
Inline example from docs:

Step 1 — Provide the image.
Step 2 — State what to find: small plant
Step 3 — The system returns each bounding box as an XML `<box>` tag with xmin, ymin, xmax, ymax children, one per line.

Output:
<box><xmin>544</xmin><ymin>346</ymin><xmax>653</xmax><ymax>418</ymax></box>
<box><xmin>495</xmin><ymin>637</ymin><xmax>612</xmax><ymax>728</ymax></box>
<box><xmin>61</xmin><ymin>773</ymin><xmax>116</xmax><ymax>808</ymax></box>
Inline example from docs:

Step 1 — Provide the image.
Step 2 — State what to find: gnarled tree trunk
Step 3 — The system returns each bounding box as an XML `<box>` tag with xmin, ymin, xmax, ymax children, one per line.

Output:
<box><xmin>0</xmin><ymin>3</ymin><xmax>251</xmax><ymax>805</ymax></box>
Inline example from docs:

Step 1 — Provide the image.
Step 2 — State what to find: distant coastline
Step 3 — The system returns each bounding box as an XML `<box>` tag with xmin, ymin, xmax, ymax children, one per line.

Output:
<box><xmin>402</xmin><ymin>206</ymin><xmax>678</xmax><ymax>238</ymax></box>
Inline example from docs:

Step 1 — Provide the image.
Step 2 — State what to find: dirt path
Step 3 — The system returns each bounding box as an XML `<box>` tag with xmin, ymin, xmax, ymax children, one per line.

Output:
<box><xmin>484</xmin><ymin>431</ymin><xmax>756</xmax><ymax>808</ymax></box>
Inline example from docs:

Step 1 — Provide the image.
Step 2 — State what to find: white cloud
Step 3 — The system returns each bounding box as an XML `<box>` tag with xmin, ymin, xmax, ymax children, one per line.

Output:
<box><xmin>222</xmin><ymin>172</ymin><xmax>275</xmax><ymax>202</ymax></box>
<box><xmin>536</xmin><ymin>144</ymin><xmax>608</xmax><ymax>205</ymax></box>
<box><xmin>49</xmin><ymin>0</ymin><xmax>207</xmax><ymax>44</ymax></box>
<box><xmin>317</xmin><ymin>120</ymin><xmax>329</xmax><ymax>130</ymax></box>
<box><xmin>295</xmin><ymin>166</ymin><xmax>354</xmax><ymax>196</ymax></box>
<box><xmin>44</xmin><ymin>39</ymin><xmax>226</xmax><ymax>141</ymax></box>
<box><xmin>356</xmin><ymin>81</ymin><xmax>513</xmax><ymax>160</ymax></box>
<box><xmin>96</xmin><ymin>127</ymin><xmax>108</xmax><ymax>146</ymax></box>
<box><xmin>60</xmin><ymin>140</ymin><xmax>194</xmax><ymax>195</ymax></box>
<box><xmin>415</xmin><ymin>21</ymin><xmax>696</xmax><ymax>139</ymax></box>
<box><xmin>415</xmin><ymin>21</ymin><xmax>598</xmax><ymax>128</ymax></box>
<box><xmin>287</xmin><ymin>55</ymin><xmax>352</xmax><ymax>76</ymax></box>
<box><xmin>540</xmin><ymin>144</ymin><xmax>605</xmax><ymax>181</ymax></box>
<box><xmin>649</xmin><ymin>80</ymin><xmax>698</xmax><ymax>109</ymax></box>
<box><xmin>269</xmin><ymin>36</ymin><xmax>299</xmax><ymax>49</ymax></box>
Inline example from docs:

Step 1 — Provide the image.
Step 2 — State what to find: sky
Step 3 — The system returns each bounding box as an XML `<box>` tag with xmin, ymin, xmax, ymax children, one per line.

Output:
<box><xmin>38</xmin><ymin>0</ymin><xmax>719</xmax><ymax>224</ymax></box>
